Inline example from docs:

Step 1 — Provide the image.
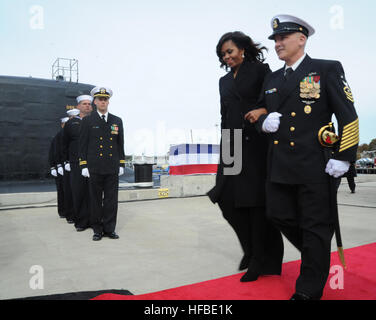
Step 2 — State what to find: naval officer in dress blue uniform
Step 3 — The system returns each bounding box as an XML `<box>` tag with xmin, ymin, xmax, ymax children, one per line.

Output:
<box><xmin>79</xmin><ymin>87</ymin><xmax>125</xmax><ymax>241</ymax></box>
<box><xmin>248</xmin><ymin>14</ymin><xmax>359</xmax><ymax>300</ymax></box>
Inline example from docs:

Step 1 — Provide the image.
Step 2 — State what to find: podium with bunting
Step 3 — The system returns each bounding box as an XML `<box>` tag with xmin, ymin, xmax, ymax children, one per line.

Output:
<box><xmin>168</xmin><ymin>144</ymin><xmax>220</xmax><ymax>176</ymax></box>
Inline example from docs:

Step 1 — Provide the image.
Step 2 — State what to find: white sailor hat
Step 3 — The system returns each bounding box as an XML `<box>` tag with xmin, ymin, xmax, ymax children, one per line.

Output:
<box><xmin>269</xmin><ymin>14</ymin><xmax>315</xmax><ymax>40</ymax></box>
<box><xmin>76</xmin><ymin>95</ymin><xmax>93</xmax><ymax>104</ymax></box>
<box><xmin>67</xmin><ymin>108</ymin><xmax>80</xmax><ymax>117</ymax></box>
<box><xmin>90</xmin><ymin>86</ymin><xmax>113</xmax><ymax>99</ymax></box>
<box><xmin>60</xmin><ymin>117</ymin><xmax>70</xmax><ymax>123</ymax></box>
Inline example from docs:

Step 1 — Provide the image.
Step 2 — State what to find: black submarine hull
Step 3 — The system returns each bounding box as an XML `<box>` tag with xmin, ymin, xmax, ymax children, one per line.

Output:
<box><xmin>0</xmin><ymin>76</ymin><xmax>94</xmax><ymax>180</ymax></box>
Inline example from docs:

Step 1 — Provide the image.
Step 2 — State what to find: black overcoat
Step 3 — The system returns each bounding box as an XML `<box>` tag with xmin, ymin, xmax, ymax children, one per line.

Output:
<box><xmin>208</xmin><ymin>60</ymin><xmax>271</xmax><ymax>208</ymax></box>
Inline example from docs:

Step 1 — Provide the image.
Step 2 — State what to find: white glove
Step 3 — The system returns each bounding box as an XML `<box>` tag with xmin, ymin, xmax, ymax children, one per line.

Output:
<box><xmin>81</xmin><ymin>168</ymin><xmax>90</xmax><ymax>178</ymax></box>
<box><xmin>57</xmin><ymin>167</ymin><xmax>64</xmax><ymax>176</ymax></box>
<box><xmin>262</xmin><ymin>112</ymin><xmax>282</xmax><ymax>133</ymax></box>
<box><xmin>64</xmin><ymin>163</ymin><xmax>71</xmax><ymax>172</ymax></box>
<box><xmin>325</xmin><ymin>159</ymin><xmax>350</xmax><ymax>178</ymax></box>
<box><xmin>119</xmin><ymin>167</ymin><xmax>125</xmax><ymax>176</ymax></box>
<box><xmin>51</xmin><ymin>169</ymin><xmax>57</xmax><ymax>177</ymax></box>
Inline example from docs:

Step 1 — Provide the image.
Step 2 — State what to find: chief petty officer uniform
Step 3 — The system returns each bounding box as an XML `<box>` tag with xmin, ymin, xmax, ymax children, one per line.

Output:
<box><xmin>79</xmin><ymin>87</ymin><xmax>125</xmax><ymax>240</ymax></box>
<box><xmin>256</xmin><ymin>15</ymin><xmax>359</xmax><ymax>299</ymax></box>
<box><xmin>48</xmin><ymin>117</ymin><xmax>69</xmax><ymax>218</ymax></box>
<box><xmin>63</xmin><ymin>97</ymin><xmax>92</xmax><ymax>231</ymax></box>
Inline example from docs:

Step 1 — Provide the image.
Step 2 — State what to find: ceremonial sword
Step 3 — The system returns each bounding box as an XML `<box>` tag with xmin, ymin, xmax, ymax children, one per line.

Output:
<box><xmin>318</xmin><ymin>122</ymin><xmax>347</xmax><ymax>269</ymax></box>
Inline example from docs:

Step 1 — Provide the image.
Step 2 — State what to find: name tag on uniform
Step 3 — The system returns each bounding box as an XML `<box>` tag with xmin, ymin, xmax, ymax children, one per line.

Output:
<box><xmin>265</xmin><ymin>88</ymin><xmax>277</xmax><ymax>95</ymax></box>
<box><xmin>111</xmin><ymin>124</ymin><xmax>119</xmax><ymax>135</ymax></box>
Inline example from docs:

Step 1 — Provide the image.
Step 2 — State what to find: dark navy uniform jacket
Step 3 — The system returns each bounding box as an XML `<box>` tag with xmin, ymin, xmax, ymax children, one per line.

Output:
<box><xmin>48</xmin><ymin>133</ymin><xmax>58</xmax><ymax>171</ymax></box>
<box><xmin>256</xmin><ymin>55</ymin><xmax>359</xmax><ymax>184</ymax></box>
<box><xmin>79</xmin><ymin>111</ymin><xmax>125</xmax><ymax>175</ymax></box>
<box><xmin>49</xmin><ymin>129</ymin><xmax>65</xmax><ymax>170</ymax></box>
<box><xmin>62</xmin><ymin>117</ymin><xmax>82</xmax><ymax>164</ymax></box>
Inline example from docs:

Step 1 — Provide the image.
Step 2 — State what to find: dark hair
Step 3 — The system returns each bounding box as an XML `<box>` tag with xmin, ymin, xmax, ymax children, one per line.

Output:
<box><xmin>216</xmin><ymin>31</ymin><xmax>268</xmax><ymax>70</ymax></box>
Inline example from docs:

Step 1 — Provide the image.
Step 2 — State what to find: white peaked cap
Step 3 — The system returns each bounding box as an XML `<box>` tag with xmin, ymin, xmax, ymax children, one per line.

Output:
<box><xmin>269</xmin><ymin>14</ymin><xmax>315</xmax><ymax>40</ymax></box>
<box><xmin>61</xmin><ymin>117</ymin><xmax>70</xmax><ymax>123</ymax></box>
<box><xmin>90</xmin><ymin>86</ymin><xmax>113</xmax><ymax>98</ymax></box>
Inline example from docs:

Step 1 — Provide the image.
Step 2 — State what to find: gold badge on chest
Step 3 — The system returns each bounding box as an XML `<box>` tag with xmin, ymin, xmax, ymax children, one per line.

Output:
<box><xmin>304</xmin><ymin>105</ymin><xmax>312</xmax><ymax>114</ymax></box>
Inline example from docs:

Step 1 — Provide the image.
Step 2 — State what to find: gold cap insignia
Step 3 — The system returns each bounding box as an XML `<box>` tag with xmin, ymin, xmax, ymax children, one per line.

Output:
<box><xmin>273</xmin><ymin>19</ymin><xmax>279</xmax><ymax>29</ymax></box>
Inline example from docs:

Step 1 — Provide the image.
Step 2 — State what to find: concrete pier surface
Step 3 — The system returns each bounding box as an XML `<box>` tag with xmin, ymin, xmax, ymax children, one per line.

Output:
<box><xmin>0</xmin><ymin>175</ymin><xmax>375</xmax><ymax>299</ymax></box>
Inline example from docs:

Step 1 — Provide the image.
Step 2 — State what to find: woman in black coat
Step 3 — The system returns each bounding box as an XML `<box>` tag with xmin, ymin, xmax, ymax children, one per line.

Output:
<box><xmin>208</xmin><ymin>32</ymin><xmax>283</xmax><ymax>282</ymax></box>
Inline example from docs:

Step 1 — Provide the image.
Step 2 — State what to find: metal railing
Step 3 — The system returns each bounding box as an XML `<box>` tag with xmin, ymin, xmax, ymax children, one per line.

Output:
<box><xmin>356</xmin><ymin>168</ymin><xmax>376</xmax><ymax>174</ymax></box>
<box><xmin>52</xmin><ymin>58</ymin><xmax>79</xmax><ymax>82</ymax></box>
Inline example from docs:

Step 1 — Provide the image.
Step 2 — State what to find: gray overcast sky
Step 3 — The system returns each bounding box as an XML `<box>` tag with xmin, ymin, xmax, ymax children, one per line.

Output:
<box><xmin>1</xmin><ymin>0</ymin><xmax>375</xmax><ymax>155</ymax></box>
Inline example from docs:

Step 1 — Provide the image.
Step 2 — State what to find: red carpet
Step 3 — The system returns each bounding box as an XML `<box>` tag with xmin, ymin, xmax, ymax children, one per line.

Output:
<box><xmin>93</xmin><ymin>242</ymin><xmax>376</xmax><ymax>300</ymax></box>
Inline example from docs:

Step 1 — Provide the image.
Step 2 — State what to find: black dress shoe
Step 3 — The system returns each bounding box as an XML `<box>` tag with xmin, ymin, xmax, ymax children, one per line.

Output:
<box><xmin>103</xmin><ymin>232</ymin><xmax>119</xmax><ymax>239</ymax></box>
<box><xmin>67</xmin><ymin>220</ymin><xmax>74</xmax><ymax>224</ymax></box>
<box><xmin>351</xmin><ymin>190</ymin><xmax>355</xmax><ymax>193</ymax></box>
<box><xmin>290</xmin><ymin>292</ymin><xmax>318</xmax><ymax>300</ymax></box>
<box><xmin>240</xmin><ymin>270</ymin><xmax>260</xmax><ymax>282</ymax></box>
<box><xmin>92</xmin><ymin>233</ymin><xmax>103</xmax><ymax>241</ymax></box>
<box><xmin>238</xmin><ymin>255</ymin><xmax>250</xmax><ymax>271</ymax></box>
<box><xmin>76</xmin><ymin>227</ymin><xmax>87</xmax><ymax>232</ymax></box>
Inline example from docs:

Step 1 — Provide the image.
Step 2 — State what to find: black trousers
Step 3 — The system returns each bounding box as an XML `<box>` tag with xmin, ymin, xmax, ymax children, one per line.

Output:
<box><xmin>89</xmin><ymin>173</ymin><xmax>119</xmax><ymax>234</ymax></box>
<box><xmin>70</xmin><ymin>163</ymin><xmax>90</xmax><ymax>229</ymax></box>
<box><xmin>218</xmin><ymin>180</ymin><xmax>283</xmax><ymax>275</ymax></box>
<box><xmin>63</xmin><ymin>170</ymin><xmax>75</xmax><ymax>222</ymax></box>
<box><xmin>55</xmin><ymin>175</ymin><xmax>65</xmax><ymax>217</ymax></box>
<box><xmin>266</xmin><ymin>181</ymin><xmax>335</xmax><ymax>299</ymax></box>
